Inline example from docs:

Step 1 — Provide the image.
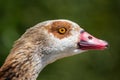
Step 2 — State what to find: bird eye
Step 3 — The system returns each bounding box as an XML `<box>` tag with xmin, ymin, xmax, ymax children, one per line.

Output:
<box><xmin>58</xmin><ymin>27</ymin><xmax>67</xmax><ymax>34</ymax></box>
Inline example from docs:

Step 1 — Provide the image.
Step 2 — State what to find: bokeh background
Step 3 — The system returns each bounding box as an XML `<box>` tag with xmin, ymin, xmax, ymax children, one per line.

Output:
<box><xmin>0</xmin><ymin>0</ymin><xmax>120</xmax><ymax>80</ymax></box>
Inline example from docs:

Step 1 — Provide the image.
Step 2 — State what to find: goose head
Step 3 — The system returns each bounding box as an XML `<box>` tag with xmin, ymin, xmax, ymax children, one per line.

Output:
<box><xmin>0</xmin><ymin>19</ymin><xmax>108</xmax><ymax>80</ymax></box>
<box><xmin>24</xmin><ymin>19</ymin><xmax>108</xmax><ymax>64</ymax></box>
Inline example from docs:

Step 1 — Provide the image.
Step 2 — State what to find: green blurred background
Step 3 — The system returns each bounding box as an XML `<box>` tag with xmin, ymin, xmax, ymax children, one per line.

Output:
<box><xmin>0</xmin><ymin>0</ymin><xmax>120</xmax><ymax>80</ymax></box>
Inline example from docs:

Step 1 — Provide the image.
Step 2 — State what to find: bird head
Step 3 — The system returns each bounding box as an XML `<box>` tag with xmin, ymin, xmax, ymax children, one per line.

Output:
<box><xmin>23</xmin><ymin>19</ymin><xmax>108</xmax><ymax>64</ymax></box>
<box><xmin>0</xmin><ymin>19</ymin><xmax>108</xmax><ymax>80</ymax></box>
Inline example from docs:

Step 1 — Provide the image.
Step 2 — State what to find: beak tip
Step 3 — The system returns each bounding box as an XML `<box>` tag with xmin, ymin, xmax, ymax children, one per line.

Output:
<box><xmin>104</xmin><ymin>42</ymin><xmax>109</xmax><ymax>49</ymax></box>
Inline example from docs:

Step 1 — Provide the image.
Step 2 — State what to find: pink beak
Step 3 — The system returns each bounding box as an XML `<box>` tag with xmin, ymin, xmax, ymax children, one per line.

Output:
<box><xmin>78</xmin><ymin>31</ymin><xmax>108</xmax><ymax>50</ymax></box>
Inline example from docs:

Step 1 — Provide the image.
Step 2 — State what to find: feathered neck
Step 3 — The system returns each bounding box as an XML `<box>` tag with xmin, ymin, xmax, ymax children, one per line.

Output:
<box><xmin>0</xmin><ymin>38</ymin><xmax>47</xmax><ymax>80</ymax></box>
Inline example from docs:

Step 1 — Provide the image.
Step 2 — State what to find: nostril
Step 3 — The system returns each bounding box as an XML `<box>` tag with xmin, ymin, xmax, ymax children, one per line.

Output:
<box><xmin>88</xmin><ymin>36</ymin><xmax>93</xmax><ymax>40</ymax></box>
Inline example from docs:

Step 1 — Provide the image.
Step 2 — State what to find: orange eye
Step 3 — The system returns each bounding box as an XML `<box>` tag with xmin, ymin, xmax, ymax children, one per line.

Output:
<box><xmin>58</xmin><ymin>27</ymin><xmax>67</xmax><ymax>34</ymax></box>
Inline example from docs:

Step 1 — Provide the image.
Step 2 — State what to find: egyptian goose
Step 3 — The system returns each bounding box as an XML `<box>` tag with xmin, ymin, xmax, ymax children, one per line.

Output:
<box><xmin>0</xmin><ymin>19</ymin><xmax>108</xmax><ymax>80</ymax></box>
